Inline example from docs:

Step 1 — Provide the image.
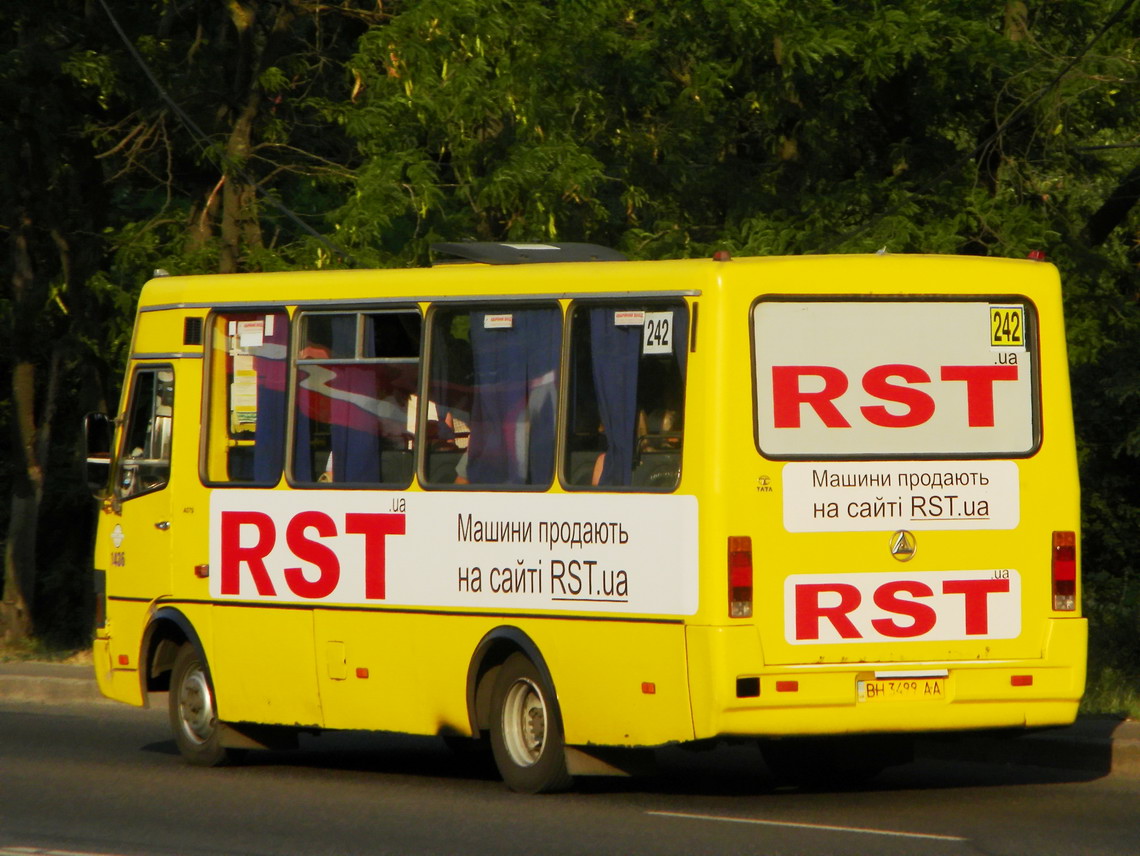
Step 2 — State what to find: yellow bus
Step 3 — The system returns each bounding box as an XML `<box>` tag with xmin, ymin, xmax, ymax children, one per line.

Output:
<box><xmin>87</xmin><ymin>244</ymin><xmax>1085</xmax><ymax>792</ymax></box>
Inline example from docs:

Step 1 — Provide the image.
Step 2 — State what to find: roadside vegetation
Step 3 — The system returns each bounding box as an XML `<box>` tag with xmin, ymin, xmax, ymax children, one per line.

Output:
<box><xmin>2</xmin><ymin>1</ymin><xmax>1138</xmax><ymax>716</ymax></box>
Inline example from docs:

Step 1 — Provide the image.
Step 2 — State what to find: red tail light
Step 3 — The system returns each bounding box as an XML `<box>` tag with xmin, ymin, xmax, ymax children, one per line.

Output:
<box><xmin>1052</xmin><ymin>531</ymin><xmax>1077</xmax><ymax>611</ymax></box>
<box><xmin>728</xmin><ymin>536</ymin><xmax>753</xmax><ymax>618</ymax></box>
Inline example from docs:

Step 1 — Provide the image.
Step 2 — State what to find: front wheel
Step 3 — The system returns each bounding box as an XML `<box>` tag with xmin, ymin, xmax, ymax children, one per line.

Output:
<box><xmin>168</xmin><ymin>643</ymin><xmax>240</xmax><ymax>767</ymax></box>
<box><xmin>489</xmin><ymin>653</ymin><xmax>572</xmax><ymax>793</ymax></box>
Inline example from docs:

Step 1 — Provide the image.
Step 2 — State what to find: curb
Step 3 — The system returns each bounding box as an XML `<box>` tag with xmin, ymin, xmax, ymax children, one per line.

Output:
<box><xmin>2</xmin><ymin>661</ymin><xmax>1136</xmax><ymax>778</ymax></box>
<box><xmin>917</xmin><ymin>717</ymin><xmax>1140</xmax><ymax>779</ymax></box>
<box><xmin>0</xmin><ymin>661</ymin><xmax>112</xmax><ymax>706</ymax></box>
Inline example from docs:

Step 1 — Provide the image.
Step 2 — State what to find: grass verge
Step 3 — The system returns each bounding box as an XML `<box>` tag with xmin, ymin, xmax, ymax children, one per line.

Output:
<box><xmin>1080</xmin><ymin>663</ymin><xmax>1140</xmax><ymax>720</ymax></box>
<box><xmin>0</xmin><ymin>639</ymin><xmax>92</xmax><ymax>665</ymax></box>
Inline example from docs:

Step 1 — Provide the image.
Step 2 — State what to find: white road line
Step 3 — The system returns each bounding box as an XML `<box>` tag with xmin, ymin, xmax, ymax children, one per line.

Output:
<box><xmin>648</xmin><ymin>811</ymin><xmax>968</xmax><ymax>842</ymax></box>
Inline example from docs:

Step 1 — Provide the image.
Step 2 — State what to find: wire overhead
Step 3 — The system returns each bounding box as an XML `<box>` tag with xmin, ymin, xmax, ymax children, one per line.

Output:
<box><xmin>96</xmin><ymin>0</ymin><xmax>360</xmax><ymax>268</ymax></box>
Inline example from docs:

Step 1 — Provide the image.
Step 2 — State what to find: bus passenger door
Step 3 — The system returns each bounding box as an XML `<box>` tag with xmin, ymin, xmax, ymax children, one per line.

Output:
<box><xmin>105</xmin><ymin>364</ymin><xmax>177</xmax><ymax>676</ymax></box>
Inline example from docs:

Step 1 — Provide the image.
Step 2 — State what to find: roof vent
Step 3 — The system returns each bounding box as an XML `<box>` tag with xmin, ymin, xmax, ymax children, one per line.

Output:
<box><xmin>431</xmin><ymin>242</ymin><xmax>626</xmax><ymax>265</ymax></box>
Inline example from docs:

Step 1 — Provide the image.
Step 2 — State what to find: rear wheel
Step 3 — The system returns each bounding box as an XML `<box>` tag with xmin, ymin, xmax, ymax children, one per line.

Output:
<box><xmin>489</xmin><ymin>653</ymin><xmax>572</xmax><ymax>793</ymax></box>
<box><xmin>168</xmin><ymin>643</ymin><xmax>240</xmax><ymax>767</ymax></box>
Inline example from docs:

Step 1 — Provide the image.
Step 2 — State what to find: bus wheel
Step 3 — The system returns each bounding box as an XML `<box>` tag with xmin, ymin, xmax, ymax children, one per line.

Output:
<box><xmin>489</xmin><ymin>653</ymin><xmax>572</xmax><ymax>793</ymax></box>
<box><xmin>168</xmin><ymin>643</ymin><xmax>238</xmax><ymax>767</ymax></box>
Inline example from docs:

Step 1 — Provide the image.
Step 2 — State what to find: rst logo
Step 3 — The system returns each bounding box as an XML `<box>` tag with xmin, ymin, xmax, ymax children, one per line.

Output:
<box><xmin>771</xmin><ymin>364</ymin><xmax>1018</xmax><ymax>429</ymax></box>
<box><xmin>214</xmin><ymin>509</ymin><xmax>405</xmax><ymax>602</ymax></box>
<box><xmin>784</xmin><ymin>570</ymin><xmax>1021</xmax><ymax>644</ymax></box>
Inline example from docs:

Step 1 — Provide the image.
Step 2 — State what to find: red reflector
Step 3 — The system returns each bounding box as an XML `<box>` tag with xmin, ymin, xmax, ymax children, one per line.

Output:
<box><xmin>194</xmin><ymin>564</ymin><xmax>210</xmax><ymax>579</ymax></box>
<box><xmin>775</xmin><ymin>681</ymin><xmax>799</xmax><ymax>693</ymax></box>
<box><xmin>355</xmin><ymin>667</ymin><xmax>370</xmax><ymax>679</ymax></box>
<box><xmin>117</xmin><ymin>654</ymin><xmax>129</xmax><ymax>666</ymax></box>
<box><xmin>728</xmin><ymin>536</ymin><xmax>753</xmax><ymax>618</ymax></box>
<box><xmin>1011</xmin><ymin>675</ymin><xmax>1033</xmax><ymax>687</ymax></box>
<box><xmin>641</xmin><ymin>682</ymin><xmax>656</xmax><ymax>695</ymax></box>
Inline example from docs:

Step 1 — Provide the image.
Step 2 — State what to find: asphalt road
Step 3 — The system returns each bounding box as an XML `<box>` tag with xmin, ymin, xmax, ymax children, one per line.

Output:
<box><xmin>1</xmin><ymin>699</ymin><xmax>1139</xmax><ymax>856</ymax></box>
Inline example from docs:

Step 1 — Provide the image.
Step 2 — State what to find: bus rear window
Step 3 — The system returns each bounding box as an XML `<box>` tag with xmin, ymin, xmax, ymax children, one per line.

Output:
<box><xmin>752</xmin><ymin>299</ymin><xmax>1039</xmax><ymax>459</ymax></box>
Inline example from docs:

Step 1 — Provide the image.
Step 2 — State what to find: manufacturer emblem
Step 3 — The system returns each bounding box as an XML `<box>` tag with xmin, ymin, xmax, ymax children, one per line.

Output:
<box><xmin>889</xmin><ymin>530</ymin><xmax>916</xmax><ymax>562</ymax></box>
<box><xmin>111</xmin><ymin>524</ymin><xmax>125</xmax><ymax>549</ymax></box>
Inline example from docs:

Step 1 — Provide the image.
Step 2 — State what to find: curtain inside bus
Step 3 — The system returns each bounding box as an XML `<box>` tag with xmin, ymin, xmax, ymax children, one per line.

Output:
<box><xmin>467</xmin><ymin>308</ymin><xmax>560</xmax><ymax>485</ymax></box>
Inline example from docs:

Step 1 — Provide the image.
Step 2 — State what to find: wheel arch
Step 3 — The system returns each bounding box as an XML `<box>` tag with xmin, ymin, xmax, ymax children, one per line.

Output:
<box><xmin>466</xmin><ymin>626</ymin><xmax>561</xmax><ymax>738</ymax></box>
<box><xmin>139</xmin><ymin>606</ymin><xmax>206</xmax><ymax>700</ymax></box>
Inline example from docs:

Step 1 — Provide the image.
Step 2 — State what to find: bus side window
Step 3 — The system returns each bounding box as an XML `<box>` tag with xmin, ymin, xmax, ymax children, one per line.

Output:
<box><xmin>117</xmin><ymin>366</ymin><xmax>174</xmax><ymax>500</ymax></box>
<box><xmin>203</xmin><ymin>311</ymin><xmax>289</xmax><ymax>485</ymax></box>
<box><xmin>563</xmin><ymin>302</ymin><xmax>687</xmax><ymax>491</ymax></box>
<box><xmin>291</xmin><ymin>310</ymin><xmax>421</xmax><ymax>487</ymax></box>
<box><xmin>424</xmin><ymin>305</ymin><xmax>560</xmax><ymax>488</ymax></box>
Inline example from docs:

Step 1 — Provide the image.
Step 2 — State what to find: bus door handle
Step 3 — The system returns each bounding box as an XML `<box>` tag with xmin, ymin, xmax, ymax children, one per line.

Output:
<box><xmin>155</xmin><ymin>521</ymin><xmax>171</xmax><ymax>531</ymax></box>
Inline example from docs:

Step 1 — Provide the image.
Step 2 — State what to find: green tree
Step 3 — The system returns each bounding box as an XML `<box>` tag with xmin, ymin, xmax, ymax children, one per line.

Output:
<box><xmin>332</xmin><ymin>0</ymin><xmax>1140</xmax><ymax>683</ymax></box>
<box><xmin>0</xmin><ymin>1</ymin><xmax>121</xmax><ymax>643</ymax></box>
<box><xmin>87</xmin><ymin>0</ymin><xmax>375</xmax><ymax>278</ymax></box>
<box><xmin>2</xmin><ymin>0</ymin><xmax>1138</xmax><ymax>682</ymax></box>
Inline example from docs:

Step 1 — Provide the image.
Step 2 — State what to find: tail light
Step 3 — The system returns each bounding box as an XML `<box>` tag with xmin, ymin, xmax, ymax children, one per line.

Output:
<box><xmin>728</xmin><ymin>536</ymin><xmax>753</xmax><ymax>618</ymax></box>
<box><xmin>1052</xmin><ymin>531</ymin><xmax>1077</xmax><ymax>611</ymax></box>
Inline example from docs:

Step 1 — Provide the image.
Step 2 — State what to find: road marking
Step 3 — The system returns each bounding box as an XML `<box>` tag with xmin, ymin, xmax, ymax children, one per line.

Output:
<box><xmin>648</xmin><ymin>811</ymin><xmax>968</xmax><ymax>842</ymax></box>
<box><xmin>0</xmin><ymin>849</ymin><xmax>129</xmax><ymax>856</ymax></box>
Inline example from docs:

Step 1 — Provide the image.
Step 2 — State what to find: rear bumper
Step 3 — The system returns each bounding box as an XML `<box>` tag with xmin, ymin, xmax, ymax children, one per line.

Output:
<box><xmin>687</xmin><ymin>617</ymin><xmax>1087</xmax><ymax>739</ymax></box>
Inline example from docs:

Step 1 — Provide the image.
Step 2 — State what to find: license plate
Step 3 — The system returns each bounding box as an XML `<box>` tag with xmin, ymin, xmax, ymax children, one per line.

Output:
<box><xmin>857</xmin><ymin>677</ymin><xmax>946</xmax><ymax>702</ymax></box>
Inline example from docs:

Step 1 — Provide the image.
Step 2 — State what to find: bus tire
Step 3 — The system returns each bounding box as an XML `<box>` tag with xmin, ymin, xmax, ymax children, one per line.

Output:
<box><xmin>489</xmin><ymin>653</ymin><xmax>572</xmax><ymax>794</ymax></box>
<box><xmin>168</xmin><ymin>642</ymin><xmax>238</xmax><ymax>767</ymax></box>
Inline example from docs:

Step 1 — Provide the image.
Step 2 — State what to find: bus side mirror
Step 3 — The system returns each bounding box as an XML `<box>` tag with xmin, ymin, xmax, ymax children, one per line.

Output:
<box><xmin>84</xmin><ymin>412</ymin><xmax>114</xmax><ymax>498</ymax></box>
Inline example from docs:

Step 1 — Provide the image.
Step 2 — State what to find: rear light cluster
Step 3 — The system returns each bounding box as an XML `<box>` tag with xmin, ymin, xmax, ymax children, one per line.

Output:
<box><xmin>728</xmin><ymin>536</ymin><xmax>753</xmax><ymax>618</ymax></box>
<box><xmin>1052</xmin><ymin>530</ymin><xmax>1077</xmax><ymax>611</ymax></box>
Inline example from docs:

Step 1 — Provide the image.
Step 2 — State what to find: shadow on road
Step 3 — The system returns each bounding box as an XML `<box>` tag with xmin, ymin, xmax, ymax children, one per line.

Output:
<box><xmin>140</xmin><ymin>726</ymin><xmax>1106</xmax><ymax>798</ymax></box>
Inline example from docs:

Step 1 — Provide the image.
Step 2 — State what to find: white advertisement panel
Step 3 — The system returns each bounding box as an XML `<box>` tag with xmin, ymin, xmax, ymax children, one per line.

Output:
<box><xmin>208</xmin><ymin>490</ymin><xmax>699</xmax><ymax>616</ymax></box>
<box><xmin>782</xmin><ymin>460</ymin><xmax>1019</xmax><ymax>532</ymax></box>
<box><xmin>784</xmin><ymin>569</ymin><xmax>1021</xmax><ymax>645</ymax></box>
<box><xmin>753</xmin><ymin>301</ymin><xmax>1035</xmax><ymax>457</ymax></box>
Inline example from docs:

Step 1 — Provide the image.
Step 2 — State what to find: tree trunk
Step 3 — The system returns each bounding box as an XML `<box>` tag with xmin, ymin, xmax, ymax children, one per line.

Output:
<box><xmin>1084</xmin><ymin>160</ymin><xmax>1140</xmax><ymax>249</ymax></box>
<box><xmin>219</xmin><ymin>102</ymin><xmax>262</xmax><ymax>273</ymax></box>
<box><xmin>1</xmin><ymin>224</ymin><xmax>42</xmax><ymax>643</ymax></box>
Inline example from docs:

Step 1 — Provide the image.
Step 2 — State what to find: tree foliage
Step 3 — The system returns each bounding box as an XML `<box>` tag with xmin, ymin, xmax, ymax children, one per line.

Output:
<box><xmin>1</xmin><ymin>1</ymin><xmax>1137</xmax><ymax>671</ymax></box>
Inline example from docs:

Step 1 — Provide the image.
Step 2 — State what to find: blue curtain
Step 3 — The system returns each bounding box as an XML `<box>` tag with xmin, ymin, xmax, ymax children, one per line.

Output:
<box><xmin>588</xmin><ymin>306</ymin><xmax>688</xmax><ymax>486</ymax></box>
<box><xmin>467</xmin><ymin>308</ymin><xmax>560</xmax><ymax>485</ymax></box>
<box><xmin>589</xmin><ymin>309</ymin><xmax>641</xmax><ymax>486</ymax></box>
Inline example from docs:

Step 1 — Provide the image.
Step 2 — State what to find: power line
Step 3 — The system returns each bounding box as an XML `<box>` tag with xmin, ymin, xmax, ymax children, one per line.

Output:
<box><xmin>96</xmin><ymin>0</ymin><xmax>360</xmax><ymax>268</ymax></box>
